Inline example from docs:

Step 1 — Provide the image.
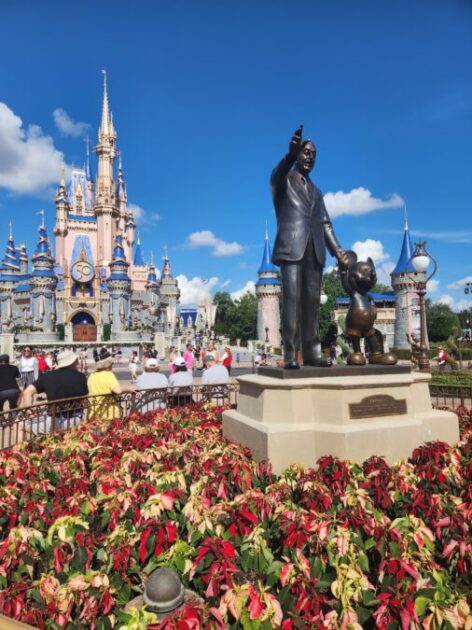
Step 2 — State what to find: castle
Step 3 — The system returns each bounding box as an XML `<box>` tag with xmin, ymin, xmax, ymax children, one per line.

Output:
<box><xmin>0</xmin><ymin>73</ymin><xmax>181</xmax><ymax>346</ymax></box>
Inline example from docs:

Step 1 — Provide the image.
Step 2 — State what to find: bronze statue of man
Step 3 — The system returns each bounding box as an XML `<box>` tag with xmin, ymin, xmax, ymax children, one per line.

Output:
<box><xmin>271</xmin><ymin>126</ymin><xmax>348</xmax><ymax>369</ymax></box>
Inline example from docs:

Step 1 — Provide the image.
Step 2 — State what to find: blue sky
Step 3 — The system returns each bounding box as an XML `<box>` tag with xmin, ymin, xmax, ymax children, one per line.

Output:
<box><xmin>0</xmin><ymin>0</ymin><xmax>471</xmax><ymax>310</ymax></box>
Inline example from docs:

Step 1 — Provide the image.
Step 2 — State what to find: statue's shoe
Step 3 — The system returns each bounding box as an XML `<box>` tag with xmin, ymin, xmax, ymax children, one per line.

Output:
<box><xmin>369</xmin><ymin>352</ymin><xmax>398</xmax><ymax>365</ymax></box>
<box><xmin>284</xmin><ymin>361</ymin><xmax>300</xmax><ymax>370</ymax></box>
<box><xmin>304</xmin><ymin>357</ymin><xmax>333</xmax><ymax>368</ymax></box>
<box><xmin>347</xmin><ymin>352</ymin><xmax>366</xmax><ymax>366</ymax></box>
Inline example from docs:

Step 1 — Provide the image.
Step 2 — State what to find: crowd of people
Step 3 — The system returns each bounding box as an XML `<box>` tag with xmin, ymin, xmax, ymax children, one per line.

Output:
<box><xmin>0</xmin><ymin>342</ymin><xmax>234</xmax><ymax>417</ymax></box>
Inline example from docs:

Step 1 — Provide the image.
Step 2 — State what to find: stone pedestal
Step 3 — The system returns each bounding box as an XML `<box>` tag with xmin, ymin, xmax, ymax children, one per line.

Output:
<box><xmin>223</xmin><ymin>366</ymin><xmax>459</xmax><ymax>474</ymax></box>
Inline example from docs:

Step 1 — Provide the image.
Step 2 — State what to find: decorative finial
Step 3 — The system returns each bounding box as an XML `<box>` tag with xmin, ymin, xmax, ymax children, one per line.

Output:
<box><xmin>8</xmin><ymin>221</ymin><xmax>12</xmax><ymax>239</ymax></box>
<box><xmin>137</xmin><ymin>231</ymin><xmax>141</xmax><ymax>245</ymax></box>
<box><xmin>60</xmin><ymin>162</ymin><xmax>66</xmax><ymax>187</ymax></box>
<box><xmin>37</xmin><ymin>209</ymin><xmax>45</xmax><ymax>228</ymax></box>
<box><xmin>163</xmin><ymin>244</ymin><xmax>168</xmax><ymax>260</ymax></box>
<box><xmin>100</xmin><ymin>69</ymin><xmax>110</xmax><ymax>136</ymax></box>
<box><xmin>265</xmin><ymin>220</ymin><xmax>269</xmax><ymax>240</ymax></box>
<box><xmin>150</xmin><ymin>250</ymin><xmax>154</xmax><ymax>266</ymax></box>
<box><xmin>403</xmin><ymin>203</ymin><xmax>409</xmax><ymax>231</ymax></box>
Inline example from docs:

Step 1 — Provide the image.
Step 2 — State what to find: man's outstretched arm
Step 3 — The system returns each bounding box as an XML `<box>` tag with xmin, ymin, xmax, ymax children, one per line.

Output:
<box><xmin>270</xmin><ymin>126</ymin><xmax>303</xmax><ymax>193</ymax></box>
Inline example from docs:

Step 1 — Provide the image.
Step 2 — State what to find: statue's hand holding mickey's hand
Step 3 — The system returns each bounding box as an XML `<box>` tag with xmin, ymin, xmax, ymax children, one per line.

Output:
<box><xmin>288</xmin><ymin>125</ymin><xmax>304</xmax><ymax>158</ymax></box>
<box><xmin>337</xmin><ymin>249</ymin><xmax>350</xmax><ymax>270</ymax></box>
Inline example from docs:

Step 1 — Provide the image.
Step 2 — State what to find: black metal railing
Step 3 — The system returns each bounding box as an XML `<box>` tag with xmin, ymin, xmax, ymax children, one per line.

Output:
<box><xmin>429</xmin><ymin>384</ymin><xmax>472</xmax><ymax>410</ymax></box>
<box><xmin>0</xmin><ymin>383</ymin><xmax>239</xmax><ymax>450</ymax></box>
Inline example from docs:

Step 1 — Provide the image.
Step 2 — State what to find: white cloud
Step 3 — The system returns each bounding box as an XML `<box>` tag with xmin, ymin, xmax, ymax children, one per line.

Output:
<box><xmin>436</xmin><ymin>294</ymin><xmax>454</xmax><ymax>306</ymax></box>
<box><xmin>324</xmin><ymin>187</ymin><xmax>404</xmax><ymax>218</ymax></box>
<box><xmin>350</xmin><ymin>239</ymin><xmax>394</xmax><ymax>286</ymax></box>
<box><xmin>53</xmin><ymin>108</ymin><xmax>89</xmax><ymax>137</ymax></box>
<box><xmin>128</xmin><ymin>203</ymin><xmax>161</xmax><ymax>225</ymax></box>
<box><xmin>231</xmin><ymin>280</ymin><xmax>256</xmax><ymax>301</ymax></box>
<box><xmin>175</xmin><ymin>274</ymin><xmax>219</xmax><ymax>307</ymax></box>
<box><xmin>436</xmin><ymin>294</ymin><xmax>472</xmax><ymax>312</ymax></box>
<box><xmin>187</xmin><ymin>230</ymin><xmax>244</xmax><ymax>256</ymax></box>
<box><xmin>428</xmin><ymin>279</ymin><xmax>440</xmax><ymax>293</ymax></box>
<box><xmin>447</xmin><ymin>275</ymin><xmax>472</xmax><ymax>290</ymax></box>
<box><xmin>0</xmin><ymin>102</ymin><xmax>65</xmax><ymax>195</ymax></box>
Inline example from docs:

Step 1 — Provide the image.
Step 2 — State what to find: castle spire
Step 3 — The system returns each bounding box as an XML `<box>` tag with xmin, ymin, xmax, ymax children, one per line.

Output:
<box><xmin>31</xmin><ymin>219</ymin><xmax>54</xmax><ymax>275</ymax></box>
<box><xmin>1</xmin><ymin>224</ymin><xmax>21</xmax><ymax>272</ymax></box>
<box><xmin>99</xmin><ymin>69</ymin><xmax>111</xmax><ymax>138</ymax></box>
<box><xmin>403</xmin><ymin>203</ymin><xmax>409</xmax><ymax>231</ymax></box>
<box><xmin>133</xmin><ymin>232</ymin><xmax>145</xmax><ymax>266</ymax></box>
<box><xmin>162</xmin><ymin>245</ymin><xmax>172</xmax><ymax>277</ymax></box>
<box><xmin>391</xmin><ymin>214</ymin><xmax>415</xmax><ymax>275</ymax></box>
<box><xmin>84</xmin><ymin>136</ymin><xmax>91</xmax><ymax>180</ymax></box>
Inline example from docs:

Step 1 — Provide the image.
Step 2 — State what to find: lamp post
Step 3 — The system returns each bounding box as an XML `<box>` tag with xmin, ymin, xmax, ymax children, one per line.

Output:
<box><xmin>406</xmin><ymin>240</ymin><xmax>437</xmax><ymax>372</ymax></box>
<box><xmin>464</xmin><ymin>282</ymin><xmax>472</xmax><ymax>341</ymax></box>
<box><xmin>320</xmin><ymin>292</ymin><xmax>328</xmax><ymax>306</ymax></box>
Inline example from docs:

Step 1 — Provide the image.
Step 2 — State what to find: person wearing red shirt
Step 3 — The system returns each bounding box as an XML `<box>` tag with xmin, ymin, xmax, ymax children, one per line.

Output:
<box><xmin>222</xmin><ymin>345</ymin><xmax>233</xmax><ymax>375</ymax></box>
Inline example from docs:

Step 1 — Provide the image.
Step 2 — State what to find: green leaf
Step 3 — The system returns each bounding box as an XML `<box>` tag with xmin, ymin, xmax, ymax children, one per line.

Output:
<box><xmin>313</xmin><ymin>556</ymin><xmax>322</xmax><ymax>578</ymax></box>
<box><xmin>362</xmin><ymin>590</ymin><xmax>378</xmax><ymax>607</ymax></box>
<box><xmin>364</xmin><ymin>537</ymin><xmax>375</xmax><ymax>551</ymax></box>
<box><xmin>415</xmin><ymin>596</ymin><xmax>430</xmax><ymax>617</ymax></box>
<box><xmin>358</xmin><ymin>552</ymin><xmax>369</xmax><ymax>572</ymax></box>
<box><xmin>116</xmin><ymin>583</ymin><xmax>131</xmax><ymax>605</ymax></box>
<box><xmin>72</xmin><ymin>546</ymin><xmax>87</xmax><ymax>571</ymax></box>
<box><xmin>356</xmin><ymin>606</ymin><xmax>372</xmax><ymax>625</ymax></box>
<box><xmin>388</xmin><ymin>542</ymin><xmax>401</xmax><ymax>557</ymax></box>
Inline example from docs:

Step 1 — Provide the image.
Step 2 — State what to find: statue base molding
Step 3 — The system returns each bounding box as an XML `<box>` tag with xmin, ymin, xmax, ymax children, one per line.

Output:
<box><xmin>222</xmin><ymin>368</ymin><xmax>459</xmax><ymax>474</ymax></box>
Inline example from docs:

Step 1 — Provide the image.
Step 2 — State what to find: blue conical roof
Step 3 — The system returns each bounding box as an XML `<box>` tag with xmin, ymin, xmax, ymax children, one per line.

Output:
<box><xmin>258</xmin><ymin>234</ymin><xmax>278</xmax><ymax>274</ymax></box>
<box><xmin>31</xmin><ymin>222</ymin><xmax>55</xmax><ymax>277</ymax></box>
<box><xmin>133</xmin><ymin>239</ymin><xmax>145</xmax><ymax>266</ymax></box>
<box><xmin>392</xmin><ymin>226</ymin><xmax>416</xmax><ymax>274</ymax></box>
<box><xmin>1</xmin><ymin>233</ymin><xmax>21</xmax><ymax>272</ymax></box>
<box><xmin>112</xmin><ymin>234</ymin><xmax>126</xmax><ymax>261</ymax></box>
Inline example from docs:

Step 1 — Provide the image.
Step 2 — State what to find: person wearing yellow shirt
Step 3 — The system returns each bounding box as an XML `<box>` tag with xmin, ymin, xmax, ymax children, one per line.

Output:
<box><xmin>87</xmin><ymin>353</ymin><xmax>135</xmax><ymax>420</ymax></box>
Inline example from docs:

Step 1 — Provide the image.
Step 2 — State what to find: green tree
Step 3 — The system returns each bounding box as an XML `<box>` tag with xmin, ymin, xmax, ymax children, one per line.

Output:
<box><xmin>320</xmin><ymin>269</ymin><xmax>347</xmax><ymax>343</ymax></box>
<box><xmin>426</xmin><ymin>301</ymin><xmax>461</xmax><ymax>342</ymax></box>
<box><xmin>213</xmin><ymin>291</ymin><xmax>257</xmax><ymax>342</ymax></box>
<box><xmin>428</xmin><ymin>314</ymin><xmax>462</xmax><ymax>342</ymax></box>
<box><xmin>232</xmin><ymin>292</ymin><xmax>258</xmax><ymax>341</ymax></box>
<box><xmin>213</xmin><ymin>292</ymin><xmax>237</xmax><ymax>337</ymax></box>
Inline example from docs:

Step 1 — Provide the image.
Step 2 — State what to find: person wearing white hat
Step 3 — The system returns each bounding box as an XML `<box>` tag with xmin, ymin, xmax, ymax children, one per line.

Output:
<box><xmin>136</xmin><ymin>358</ymin><xmax>168</xmax><ymax>390</ymax></box>
<box><xmin>136</xmin><ymin>358</ymin><xmax>168</xmax><ymax>412</ymax></box>
<box><xmin>22</xmin><ymin>350</ymin><xmax>87</xmax><ymax>407</ymax></box>
<box><xmin>168</xmin><ymin>357</ymin><xmax>193</xmax><ymax>387</ymax></box>
<box><xmin>21</xmin><ymin>350</ymin><xmax>88</xmax><ymax>433</ymax></box>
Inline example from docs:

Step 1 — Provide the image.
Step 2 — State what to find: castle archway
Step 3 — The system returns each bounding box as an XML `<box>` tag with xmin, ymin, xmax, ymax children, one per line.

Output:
<box><xmin>71</xmin><ymin>311</ymin><xmax>97</xmax><ymax>342</ymax></box>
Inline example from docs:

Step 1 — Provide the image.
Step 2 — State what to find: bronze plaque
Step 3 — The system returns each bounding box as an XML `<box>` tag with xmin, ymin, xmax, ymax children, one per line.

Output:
<box><xmin>349</xmin><ymin>394</ymin><xmax>407</xmax><ymax>419</ymax></box>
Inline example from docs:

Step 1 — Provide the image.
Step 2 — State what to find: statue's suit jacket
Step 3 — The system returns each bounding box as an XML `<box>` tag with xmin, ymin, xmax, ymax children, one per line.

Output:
<box><xmin>271</xmin><ymin>154</ymin><xmax>341</xmax><ymax>265</ymax></box>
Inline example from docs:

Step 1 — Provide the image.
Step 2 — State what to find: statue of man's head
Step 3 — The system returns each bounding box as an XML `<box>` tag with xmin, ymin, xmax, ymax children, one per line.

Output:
<box><xmin>296</xmin><ymin>140</ymin><xmax>316</xmax><ymax>176</ymax></box>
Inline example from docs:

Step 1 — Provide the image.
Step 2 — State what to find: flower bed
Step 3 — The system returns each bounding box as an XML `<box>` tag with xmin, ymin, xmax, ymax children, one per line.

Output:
<box><xmin>0</xmin><ymin>405</ymin><xmax>471</xmax><ymax>629</ymax></box>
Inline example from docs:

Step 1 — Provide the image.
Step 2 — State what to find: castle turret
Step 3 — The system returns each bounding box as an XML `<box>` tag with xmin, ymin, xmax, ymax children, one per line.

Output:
<box><xmin>159</xmin><ymin>248</ymin><xmax>180</xmax><ymax>333</ymax></box>
<box><xmin>117</xmin><ymin>153</ymin><xmax>127</xmax><ymax>234</ymax></box>
<box><xmin>95</xmin><ymin>70</ymin><xmax>118</xmax><ymax>268</ymax></box>
<box><xmin>255</xmin><ymin>227</ymin><xmax>281</xmax><ymax>347</ymax></box>
<box><xmin>133</xmin><ymin>233</ymin><xmax>145</xmax><ymax>267</ymax></box>
<box><xmin>107</xmin><ymin>233</ymin><xmax>132</xmax><ymax>334</ymax></box>
<box><xmin>124</xmin><ymin>212</ymin><xmax>136</xmax><ymax>262</ymax></box>
<box><xmin>0</xmin><ymin>224</ymin><xmax>22</xmax><ymax>330</ymax></box>
<box><xmin>391</xmin><ymin>214</ymin><xmax>427</xmax><ymax>350</ymax></box>
<box><xmin>54</xmin><ymin>166</ymin><xmax>69</xmax><ymax>267</ymax></box>
<box><xmin>18</xmin><ymin>244</ymin><xmax>28</xmax><ymax>275</ymax></box>
<box><xmin>30</xmin><ymin>218</ymin><xmax>58</xmax><ymax>332</ymax></box>
<box><xmin>144</xmin><ymin>254</ymin><xmax>160</xmax><ymax>319</ymax></box>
